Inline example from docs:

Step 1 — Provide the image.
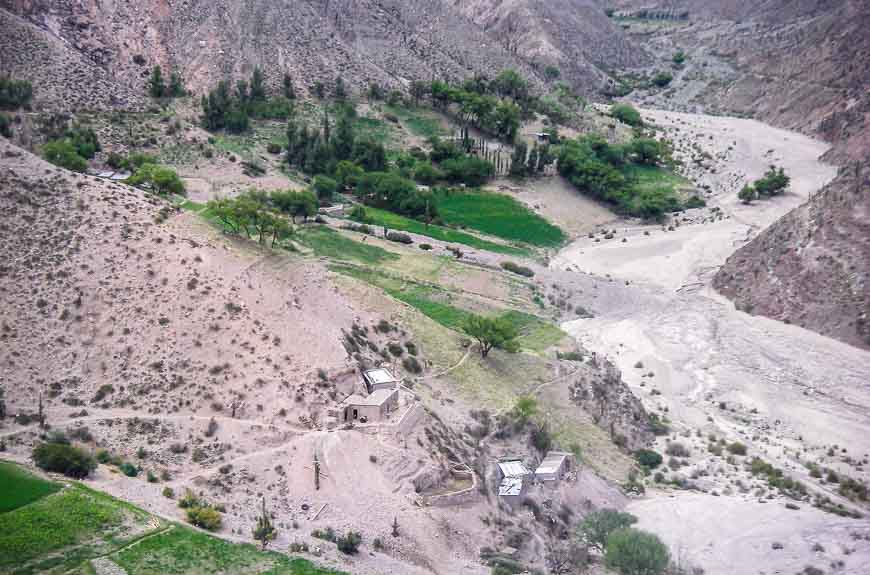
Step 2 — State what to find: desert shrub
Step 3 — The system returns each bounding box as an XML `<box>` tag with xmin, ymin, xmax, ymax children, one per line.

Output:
<box><xmin>96</xmin><ymin>450</ymin><xmax>111</xmax><ymax>464</ymax></box>
<box><xmin>312</xmin><ymin>527</ymin><xmax>337</xmax><ymax>542</ymax></box>
<box><xmin>419</xmin><ymin>243</ymin><xmax>433</xmax><ymax>251</ymax></box>
<box><xmin>337</xmin><ymin>531</ymin><xmax>363</xmax><ymax>555</ymax></box>
<box><xmin>500</xmin><ymin>261</ymin><xmax>535</xmax><ymax>277</ymax></box>
<box><xmin>673</xmin><ymin>51</ymin><xmax>686</xmax><ymax>65</ymax></box>
<box><xmin>32</xmin><ymin>442</ymin><xmax>97</xmax><ymax>479</ymax></box>
<box><xmin>578</xmin><ymin>509</ymin><xmax>638</xmax><ymax>552</ymax></box>
<box><xmin>402</xmin><ymin>356</ymin><xmax>422</xmax><ymax>374</ymax></box>
<box><xmin>530</xmin><ymin>423</ymin><xmax>552</xmax><ymax>454</ymax></box>
<box><xmin>604</xmin><ymin>528</ymin><xmax>669</xmax><ymax>575</ymax></box>
<box><xmin>651</xmin><ymin>71</ymin><xmax>673</xmax><ymax>87</ymax></box>
<box><xmin>162</xmin><ymin>487</ymin><xmax>175</xmax><ymax>498</ymax></box>
<box><xmin>186</xmin><ymin>506</ymin><xmax>222</xmax><ymax>531</ymax></box>
<box><xmin>611</xmin><ymin>104</ymin><xmax>643</xmax><ymax>127</ymax></box>
<box><xmin>386</xmin><ymin>231</ymin><xmax>413</xmax><ymax>244</ymax></box>
<box><xmin>387</xmin><ymin>342</ymin><xmax>404</xmax><ymax>357</ymax></box>
<box><xmin>647</xmin><ymin>414</ymin><xmax>670</xmax><ymax>436</ymax></box>
<box><xmin>266</xmin><ymin>142</ymin><xmax>282</xmax><ymax>154</ymax></box>
<box><xmin>635</xmin><ymin>449</ymin><xmax>663</xmax><ymax>470</ymax></box>
<box><xmin>178</xmin><ymin>491</ymin><xmax>201</xmax><ymax>509</ymax></box>
<box><xmin>666</xmin><ymin>442</ymin><xmax>690</xmax><ymax>457</ymax></box>
<box><xmin>42</xmin><ymin>140</ymin><xmax>87</xmax><ymax>172</ymax></box>
<box><xmin>119</xmin><ymin>462</ymin><xmax>139</xmax><ymax>477</ymax></box>
<box><xmin>727</xmin><ymin>442</ymin><xmax>747</xmax><ymax>456</ymax></box>
<box><xmin>684</xmin><ymin>195</ymin><xmax>706</xmax><ymax>209</ymax></box>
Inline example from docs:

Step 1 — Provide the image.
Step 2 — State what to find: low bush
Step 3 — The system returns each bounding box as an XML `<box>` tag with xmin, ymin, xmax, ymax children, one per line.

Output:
<box><xmin>604</xmin><ymin>528</ymin><xmax>670</xmax><ymax>575</ymax></box>
<box><xmin>336</xmin><ymin>531</ymin><xmax>363</xmax><ymax>555</ymax></box>
<box><xmin>727</xmin><ymin>442</ymin><xmax>747</xmax><ymax>456</ymax></box>
<box><xmin>611</xmin><ymin>104</ymin><xmax>643</xmax><ymax>127</ymax></box>
<box><xmin>501</xmin><ymin>261</ymin><xmax>534</xmax><ymax>277</ymax></box>
<box><xmin>386</xmin><ymin>231</ymin><xmax>413</xmax><ymax>244</ymax></box>
<box><xmin>32</xmin><ymin>442</ymin><xmax>97</xmax><ymax>479</ymax></box>
<box><xmin>119</xmin><ymin>462</ymin><xmax>139</xmax><ymax>477</ymax></box>
<box><xmin>186</xmin><ymin>506</ymin><xmax>222</xmax><ymax>531</ymax></box>
<box><xmin>635</xmin><ymin>449</ymin><xmax>663</xmax><ymax>469</ymax></box>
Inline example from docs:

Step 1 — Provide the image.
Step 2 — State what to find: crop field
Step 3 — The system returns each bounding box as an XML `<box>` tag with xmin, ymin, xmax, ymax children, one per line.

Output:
<box><xmin>333</xmin><ymin>266</ymin><xmax>565</xmax><ymax>353</ymax></box>
<box><xmin>382</xmin><ymin>105</ymin><xmax>448</xmax><ymax>140</ymax></box>
<box><xmin>0</xmin><ymin>461</ymin><xmax>60</xmax><ymax>513</ymax></box>
<box><xmin>113</xmin><ymin>525</ymin><xmax>345</xmax><ymax>575</ymax></box>
<box><xmin>434</xmin><ymin>190</ymin><xmax>566</xmax><ymax>248</ymax></box>
<box><xmin>296</xmin><ymin>226</ymin><xmax>399</xmax><ymax>265</ymax></box>
<box><xmin>355</xmin><ymin>207</ymin><xmax>530</xmax><ymax>256</ymax></box>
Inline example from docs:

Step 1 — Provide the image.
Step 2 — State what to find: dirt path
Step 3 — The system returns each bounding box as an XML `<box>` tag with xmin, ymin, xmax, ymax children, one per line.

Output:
<box><xmin>554</xmin><ymin>109</ymin><xmax>870</xmax><ymax>574</ymax></box>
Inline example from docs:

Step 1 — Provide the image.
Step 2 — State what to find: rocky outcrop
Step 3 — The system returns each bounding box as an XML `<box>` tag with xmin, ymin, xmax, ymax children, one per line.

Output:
<box><xmin>714</xmin><ymin>166</ymin><xmax>870</xmax><ymax>350</ymax></box>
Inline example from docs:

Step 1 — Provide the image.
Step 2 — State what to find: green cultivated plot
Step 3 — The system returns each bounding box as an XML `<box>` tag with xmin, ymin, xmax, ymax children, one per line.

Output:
<box><xmin>0</xmin><ymin>461</ymin><xmax>61</xmax><ymax>513</ymax></box>
<box><xmin>434</xmin><ymin>190</ymin><xmax>566</xmax><ymax>247</ymax></box>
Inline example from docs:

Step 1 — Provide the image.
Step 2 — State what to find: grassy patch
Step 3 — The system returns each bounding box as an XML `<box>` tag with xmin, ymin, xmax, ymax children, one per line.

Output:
<box><xmin>434</xmin><ymin>191</ymin><xmax>566</xmax><ymax>248</ymax></box>
<box><xmin>0</xmin><ymin>483</ymin><xmax>147</xmax><ymax>574</ymax></box>
<box><xmin>333</xmin><ymin>266</ymin><xmax>564</xmax><ymax>352</ymax></box>
<box><xmin>383</xmin><ymin>105</ymin><xmax>448</xmax><ymax>140</ymax></box>
<box><xmin>354</xmin><ymin>116</ymin><xmax>393</xmax><ymax>145</ymax></box>
<box><xmin>0</xmin><ymin>462</ymin><xmax>61</xmax><ymax>513</ymax></box>
<box><xmin>114</xmin><ymin>525</ymin><xmax>343</xmax><ymax>575</ymax></box>
<box><xmin>356</xmin><ymin>207</ymin><xmax>529</xmax><ymax>256</ymax></box>
<box><xmin>296</xmin><ymin>226</ymin><xmax>398</xmax><ymax>265</ymax></box>
<box><xmin>622</xmin><ymin>164</ymin><xmax>691</xmax><ymax>198</ymax></box>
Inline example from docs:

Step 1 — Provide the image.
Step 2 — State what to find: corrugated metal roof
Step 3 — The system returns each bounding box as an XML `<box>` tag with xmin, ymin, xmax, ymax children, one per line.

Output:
<box><xmin>499</xmin><ymin>477</ymin><xmax>524</xmax><ymax>496</ymax></box>
<box><xmin>498</xmin><ymin>460</ymin><xmax>530</xmax><ymax>478</ymax></box>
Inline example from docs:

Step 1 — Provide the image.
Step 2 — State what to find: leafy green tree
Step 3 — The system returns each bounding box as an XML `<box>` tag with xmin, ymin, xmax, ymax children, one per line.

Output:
<box><xmin>611</xmin><ymin>103</ymin><xmax>643</xmax><ymax>127</ymax></box>
<box><xmin>352</xmin><ymin>139</ymin><xmax>387</xmax><ymax>172</ymax></box>
<box><xmin>577</xmin><ymin>510</ymin><xmax>638</xmax><ymax>552</ymax></box>
<box><xmin>250</xmin><ymin>67</ymin><xmax>266</xmax><ymax>102</ymax></box>
<box><xmin>629</xmin><ymin>138</ymin><xmax>664</xmax><ymax>165</ymax></box>
<box><xmin>754</xmin><ymin>166</ymin><xmax>790</xmax><ymax>196</ymax></box>
<box><xmin>512</xmin><ymin>396</ymin><xmax>538</xmax><ymax>424</ymax></box>
<box><xmin>128</xmin><ymin>163</ymin><xmax>185</xmax><ymax>195</ymax></box>
<box><xmin>0</xmin><ymin>76</ymin><xmax>33</xmax><ymax>110</ymax></box>
<box><xmin>413</xmin><ymin>162</ymin><xmax>442</xmax><ymax>185</ymax></box>
<box><xmin>410</xmin><ymin>80</ymin><xmax>428</xmax><ymax>106</ymax></box>
<box><xmin>42</xmin><ymin>140</ymin><xmax>87</xmax><ymax>172</ymax></box>
<box><xmin>510</xmin><ymin>140</ymin><xmax>528</xmax><ymax>177</ymax></box>
<box><xmin>32</xmin><ymin>441</ymin><xmax>97</xmax><ymax>479</ymax></box>
<box><xmin>66</xmin><ymin>124</ymin><xmax>100</xmax><ymax>159</ymax></box>
<box><xmin>313</xmin><ymin>81</ymin><xmax>326</xmax><ymax>99</ymax></box>
<box><xmin>0</xmin><ymin>113</ymin><xmax>11</xmax><ymax>138</ymax></box>
<box><xmin>253</xmin><ymin>498</ymin><xmax>277</xmax><ymax>549</ymax></box>
<box><xmin>332</xmin><ymin>107</ymin><xmax>356</xmax><ymax>161</ymax></box>
<box><xmin>651</xmin><ymin>71</ymin><xmax>673</xmax><ymax>88</ymax></box>
<box><xmin>335</xmin><ymin>160</ymin><xmax>364</xmax><ymax>189</ymax></box>
<box><xmin>313</xmin><ymin>175</ymin><xmax>339</xmax><ymax>203</ymax></box>
<box><xmin>634</xmin><ymin>449</ymin><xmax>663</xmax><ymax>470</ymax></box>
<box><xmin>149</xmin><ymin>65</ymin><xmax>167</xmax><ymax>98</ymax></box>
<box><xmin>441</xmin><ymin>156</ymin><xmax>495</xmax><ymax>187</ymax></box>
<box><xmin>462</xmin><ymin>314</ymin><xmax>519</xmax><ymax>358</ymax></box>
<box><xmin>169</xmin><ymin>71</ymin><xmax>186</xmax><ymax>97</ymax></box>
<box><xmin>673</xmin><ymin>51</ymin><xmax>686</xmax><ymax>65</ymax></box>
<box><xmin>334</xmin><ymin>76</ymin><xmax>348</xmax><ymax>100</ymax></box>
<box><xmin>604</xmin><ymin>528</ymin><xmax>669</xmax><ymax>575</ymax></box>
<box><xmin>738</xmin><ymin>185</ymin><xmax>757</xmax><ymax>204</ymax></box>
<box><xmin>187</xmin><ymin>506</ymin><xmax>222</xmax><ymax>531</ymax></box>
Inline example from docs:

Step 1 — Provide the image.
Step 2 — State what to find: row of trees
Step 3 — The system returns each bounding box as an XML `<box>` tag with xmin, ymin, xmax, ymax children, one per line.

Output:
<box><xmin>148</xmin><ymin>66</ymin><xmax>186</xmax><ymax>99</ymax></box>
<box><xmin>201</xmin><ymin>68</ymin><xmax>295</xmax><ymax>133</ymax></box>
<box><xmin>427</xmin><ymin>77</ymin><xmax>522</xmax><ymax>141</ymax></box>
<box><xmin>510</xmin><ymin>140</ymin><xmax>556</xmax><ymax>177</ymax></box>
<box><xmin>558</xmin><ymin>134</ymin><xmax>678</xmax><ymax>219</ymax></box>
<box><xmin>207</xmin><ymin>189</ymin><xmax>319</xmax><ymax>245</ymax></box>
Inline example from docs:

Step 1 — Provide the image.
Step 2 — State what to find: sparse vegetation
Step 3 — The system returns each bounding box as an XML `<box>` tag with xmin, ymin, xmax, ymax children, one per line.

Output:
<box><xmin>32</xmin><ymin>440</ymin><xmax>97</xmax><ymax>479</ymax></box>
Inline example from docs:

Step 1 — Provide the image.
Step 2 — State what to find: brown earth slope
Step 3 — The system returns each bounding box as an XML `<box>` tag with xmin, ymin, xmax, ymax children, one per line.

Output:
<box><xmin>0</xmin><ymin>0</ymin><xmax>645</xmax><ymax>112</ymax></box>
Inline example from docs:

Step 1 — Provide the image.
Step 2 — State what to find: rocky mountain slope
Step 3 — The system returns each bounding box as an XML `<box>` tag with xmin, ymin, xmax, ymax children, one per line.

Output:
<box><xmin>0</xmin><ymin>0</ymin><xmax>645</xmax><ymax>112</ymax></box>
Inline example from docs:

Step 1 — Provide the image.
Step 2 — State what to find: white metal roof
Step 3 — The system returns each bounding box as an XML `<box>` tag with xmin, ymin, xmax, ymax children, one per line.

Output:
<box><xmin>499</xmin><ymin>477</ymin><xmax>524</xmax><ymax>496</ymax></box>
<box><xmin>364</xmin><ymin>368</ymin><xmax>398</xmax><ymax>385</ymax></box>
<box><xmin>498</xmin><ymin>460</ymin><xmax>530</xmax><ymax>478</ymax></box>
<box><xmin>535</xmin><ymin>452</ymin><xmax>571</xmax><ymax>476</ymax></box>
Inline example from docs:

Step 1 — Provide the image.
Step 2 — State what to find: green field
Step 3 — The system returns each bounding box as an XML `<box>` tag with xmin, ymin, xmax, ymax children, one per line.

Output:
<box><xmin>354</xmin><ymin>116</ymin><xmax>394</xmax><ymax>145</ymax></box>
<box><xmin>296</xmin><ymin>226</ymin><xmax>399</xmax><ymax>265</ymax></box>
<box><xmin>114</xmin><ymin>525</ymin><xmax>344</xmax><ymax>575</ymax></box>
<box><xmin>434</xmin><ymin>190</ymin><xmax>566</xmax><ymax>248</ymax></box>
<box><xmin>0</xmin><ymin>461</ymin><xmax>61</xmax><ymax>513</ymax></box>
<box><xmin>334</xmin><ymin>266</ymin><xmax>565</xmax><ymax>353</ymax></box>
<box><xmin>623</xmin><ymin>164</ymin><xmax>691</xmax><ymax>197</ymax></box>
<box><xmin>383</xmin><ymin>105</ymin><xmax>448</xmax><ymax>140</ymax></box>
<box><xmin>356</xmin><ymin>207</ymin><xmax>529</xmax><ymax>256</ymax></box>
<box><xmin>0</xmin><ymin>480</ymin><xmax>147</xmax><ymax>574</ymax></box>
<box><xmin>0</xmin><ymin>461</ymin><xmax>343</xmax><ymax>575</ymax></box>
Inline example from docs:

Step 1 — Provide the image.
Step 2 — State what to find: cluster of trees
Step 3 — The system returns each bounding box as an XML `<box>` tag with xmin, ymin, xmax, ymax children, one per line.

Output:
<box><xmin>32</xmin><ymin>433</ymin><xmax>97</xmax><ymax>479</ymax></box>
<box><xmin>424</xmin><ymin>72</ymin><xmax>527</xmax><ymax>141</ymax></box>
<box><xmin>738</xmin><ymin>166</ymin><xmax>790</xmax><ymax>203</ymax></box>
<box><xmin>127</xmin><ymin>162</ymin><xmax>185</xmax><ymax>196</ymax></box>
<box><xmin>510</xmin><ymin>139</ymin><xmax>556</xmax><ymax>177</ymax></box>
<box><xmin>611</xmin><ymin>103</ymin><xmax>643</xmax><ymax>127</ymax></box>
<box><xmin>148</xmin><ymin>65</ymin><xmax>186</xmax><ymax>99</ymax></box>
<box><xmin>0</xmin><ymin>76</ymin><xmax>33</xmax><ymax>110</ymax></box>
<box><xmin>207</xmin><ymin>189</ymin><xmax>318</xmax><ymax>245</ymax></box>
<box><xmin>201</xmin><ymin>68</ymin><xmax>295</xmax><ymax>133</ymax></box>
<box><xmin>558</xmin><ymin>134</ymin><xmax>679</xmax><ymax>219</ymax></box>
<box><xmin>578</xmin><ymin>510</ymin><xmax>671</xmax><ymax>575</ymax></box>
<box><xmin>42</xmin><ymin>123</ymin><xmax>101</xmax><ymax>172</ymax></box>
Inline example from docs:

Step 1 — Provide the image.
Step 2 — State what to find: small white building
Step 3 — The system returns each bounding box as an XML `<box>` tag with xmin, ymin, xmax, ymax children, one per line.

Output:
<box><xmin>534</xmin><ymin>451</ymin><xmax>573</xmax><ymax>482</ymax></box>
<box><xmin>362</xmin><ymin>368</ymin><xmax>400</xmax><ymax>393</ymax></box>
<box><xmin>341</xmin><ymin>388</ymin><xmax>399</xmax><ymax>423</ymax></box>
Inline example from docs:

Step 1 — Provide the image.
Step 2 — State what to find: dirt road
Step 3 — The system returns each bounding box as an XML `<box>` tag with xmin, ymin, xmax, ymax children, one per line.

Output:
<box><xmin>555</xmin><ymin>109</ymin><xmax>870</xmax><ymax>574</ymax></box>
